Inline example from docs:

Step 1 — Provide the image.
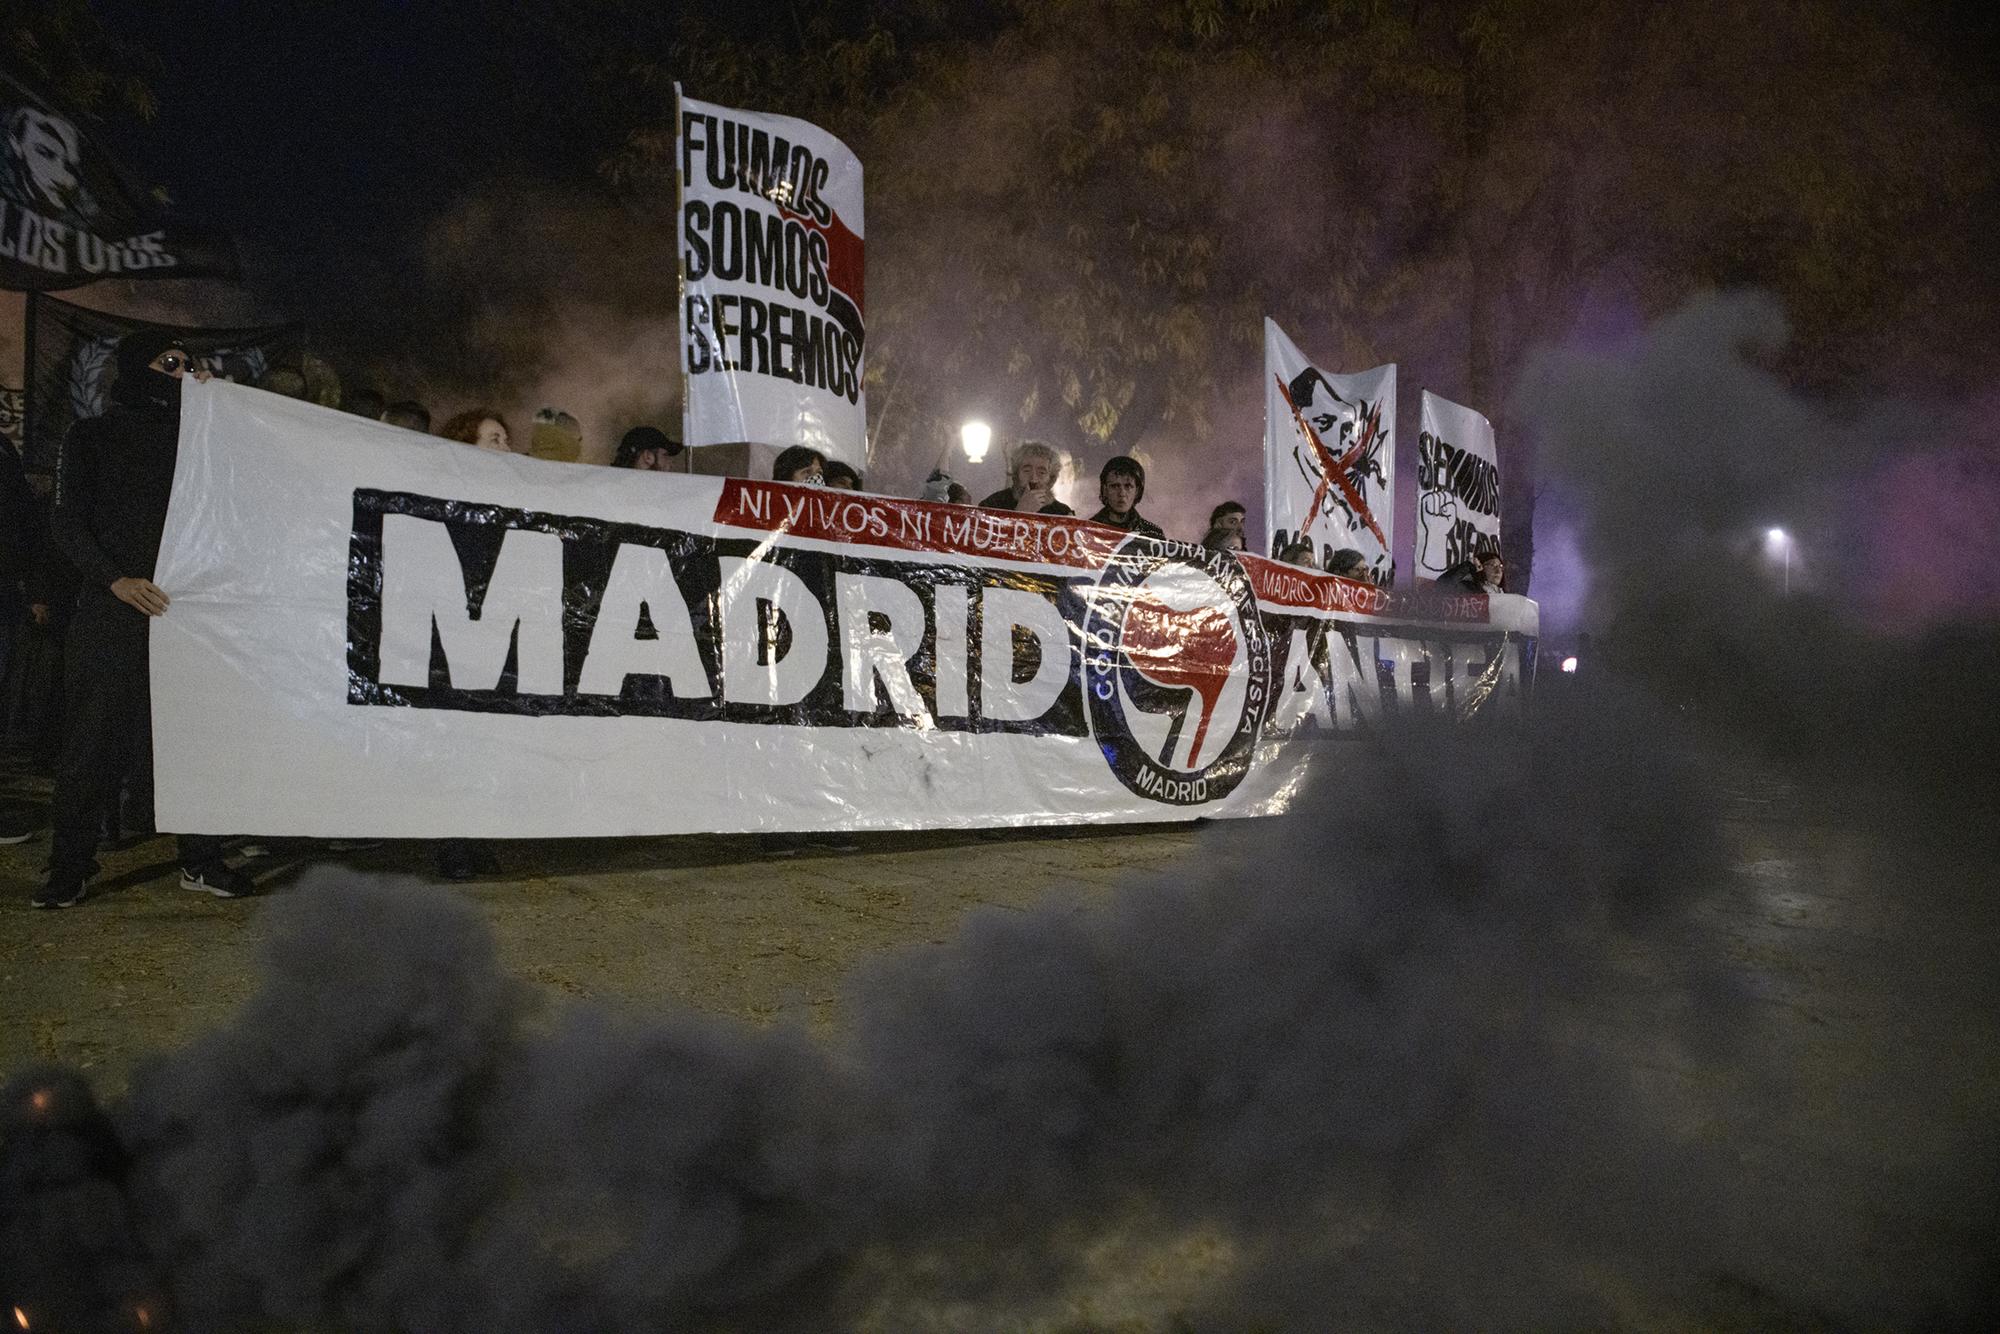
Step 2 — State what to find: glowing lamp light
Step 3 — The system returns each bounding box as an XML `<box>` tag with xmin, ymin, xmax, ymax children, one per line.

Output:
<box><xmin>14</xmin><ymin>1305</ymin><xmax>29</xmax><ymax>1331</ymax></box>
<box><xmin>960</xmin><ymin>420</ymin><xmax>992</xmax><ymax>464</ymax></box>
<box><xmin>1765</xmin><ymin>526</ymin><xmax>1794</xmax><ymax>593</ymax></box>
<box><xmin>1560</xmin><ymin>656</ymin><xmax>1579</xmax><ymax>674</ymax></box>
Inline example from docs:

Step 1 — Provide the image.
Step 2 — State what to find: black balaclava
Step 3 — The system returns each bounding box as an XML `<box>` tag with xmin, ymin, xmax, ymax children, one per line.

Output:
<box><xmin>110</xmin><ymin>331</ymin><xmax>187</xmax><ymax>411</ymax></box>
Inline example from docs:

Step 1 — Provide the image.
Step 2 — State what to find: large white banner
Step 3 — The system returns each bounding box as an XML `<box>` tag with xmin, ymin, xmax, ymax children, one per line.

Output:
<box><xmin>1263</xmin><ymin>318</ymin><xmax>1396</xmax><ymax>584</ymax></box>
<box><xmin>151</xmin><ymin>383</ymin><xmax>1536</xmax><ymax>838</ymax></box>
<box><xmin>1417</xmin><ymin>390</ymin><xmax>1502</xmax><ymax>579</ymax></box>
<box><xmin>678</xmin><ymin>91</ymin><xmax>866</xmax><ymax>462</ymax></box>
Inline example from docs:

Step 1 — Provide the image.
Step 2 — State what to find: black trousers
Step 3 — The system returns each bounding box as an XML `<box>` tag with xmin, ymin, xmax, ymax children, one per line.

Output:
<box><xmin>48</xmin><ymin>595</ymin><xmax>224</xmax><ymax>878</ymax></box>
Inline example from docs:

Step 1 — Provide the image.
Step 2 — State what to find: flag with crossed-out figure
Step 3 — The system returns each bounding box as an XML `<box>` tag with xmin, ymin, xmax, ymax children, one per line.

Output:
<box><xmin>1262</xmin><ymin>318</ymin><xmax>1395</xmax><ymax>585</ymax></box>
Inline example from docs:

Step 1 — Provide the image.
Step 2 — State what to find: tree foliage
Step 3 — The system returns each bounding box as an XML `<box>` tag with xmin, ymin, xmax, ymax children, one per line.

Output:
<box><xmin>0</xmin><ymin>0</ymin><xmax>155</xmax><ymax>120</ymax></box>
<box><xmin>584</xmin><ymin>0</ymin><xmax>1990</xmax><ymax>577</ymax></box>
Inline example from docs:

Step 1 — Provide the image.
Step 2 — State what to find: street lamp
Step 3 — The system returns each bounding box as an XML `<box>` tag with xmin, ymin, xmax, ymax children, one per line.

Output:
<box><xmin>1765</xmin><ymin>527</ymin><xmax>1791</xmax><ymax>594</ymax></box>
<box><xmin>960</xmin><ymin>420</ymin><xmax>991</xmax><ymax>464</ymax></box>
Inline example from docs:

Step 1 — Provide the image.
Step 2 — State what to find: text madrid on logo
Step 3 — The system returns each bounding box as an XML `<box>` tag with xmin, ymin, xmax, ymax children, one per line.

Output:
<box><xmin>1081</xmin><ymin>534</ymin><xmax>1271</xmax><ymax>806</ymax></box>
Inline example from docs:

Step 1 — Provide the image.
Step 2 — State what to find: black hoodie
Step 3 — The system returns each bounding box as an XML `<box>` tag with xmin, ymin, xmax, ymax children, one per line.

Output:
<box><xmin>50</xmin><ymin>334</ymin><xmax>186</xmax><ymax>596</ymax></box>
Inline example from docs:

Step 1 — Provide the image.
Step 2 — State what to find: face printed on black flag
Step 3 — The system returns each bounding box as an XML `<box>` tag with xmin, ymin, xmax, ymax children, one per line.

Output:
<box><xmin>2</xmin><ymin>106</ymin><xmax>98</xmax><ymax>222</ymax></box>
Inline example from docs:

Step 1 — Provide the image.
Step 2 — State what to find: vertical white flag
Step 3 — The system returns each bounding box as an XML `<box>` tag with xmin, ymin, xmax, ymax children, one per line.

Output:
<box><xmin>1415</xmin><ymin>391</ymin><xmax>1502</xmax><ymax>580</ymax></box>
<box><xmin>678</xmin><ymin>91</ymin><xmax>866</xmax><ymax>464</ymax></box>
<box><xmin>1263</xmin><ymin>318</ymin><xmax>1395</xmax><ymax>583</ymax></box>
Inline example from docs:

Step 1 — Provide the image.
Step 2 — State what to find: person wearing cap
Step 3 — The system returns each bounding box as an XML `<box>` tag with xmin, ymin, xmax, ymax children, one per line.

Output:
<box><xmin>612</xmin><ymin>425</ymin><xmax>681</xmax><ymax>470</ymax></box>
<box><xmin>35</xmin><ymin>331</ymin><xmax>254</xmax><ymax>908</ymax></box>
<box><xmin>1088</xmin><ymin>455</ymin><xmax>1164</xmax><ymax>537</ymax></box>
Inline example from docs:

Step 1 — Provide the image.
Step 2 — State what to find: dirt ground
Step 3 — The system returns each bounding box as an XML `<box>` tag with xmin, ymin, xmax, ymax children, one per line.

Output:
<box><xmin>0</xmin><ymin>762</ymin><xmax>1198</xmax><ymax>1092</ymax></box>
<box><xmin>3</xmin><ymin>755</ymin><xmax>1997</xmax><ymax>1329</ymax></box>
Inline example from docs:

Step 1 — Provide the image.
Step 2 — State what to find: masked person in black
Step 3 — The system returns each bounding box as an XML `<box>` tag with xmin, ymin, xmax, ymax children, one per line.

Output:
<box><xmin>34</xmin><ymin>332</ymin><xmax>254</xmax><ymax>908</ymax></box>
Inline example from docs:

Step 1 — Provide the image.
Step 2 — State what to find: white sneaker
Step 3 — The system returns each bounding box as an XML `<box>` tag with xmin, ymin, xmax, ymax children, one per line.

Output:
<box><xmin>179</xmin><ymin>865</ymin><xmax>257</xmax><ymax>898</ymax></box>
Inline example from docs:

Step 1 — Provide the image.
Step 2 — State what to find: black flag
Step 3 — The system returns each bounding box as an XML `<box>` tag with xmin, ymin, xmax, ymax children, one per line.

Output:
<box><xmin>0</xmin><ymin>73</ymin><xmax>239</xmax><ymax>292</ymax></box>
<box><xmin>22</xmin><ymin>295</ymin><xmax>303</xmax><ymax>473</ymax></box>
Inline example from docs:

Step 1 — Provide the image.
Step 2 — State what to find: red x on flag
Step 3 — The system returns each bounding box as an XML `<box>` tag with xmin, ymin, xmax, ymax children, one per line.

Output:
<box><xmin>1274</xmin><ymin>373</ymin><xmax>1387</xmax><ymax>551</ymax></box>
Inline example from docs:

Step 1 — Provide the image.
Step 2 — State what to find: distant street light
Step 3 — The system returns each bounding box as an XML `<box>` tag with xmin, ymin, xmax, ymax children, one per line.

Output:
<box><xmin>1560</xmin><ymin>656</ymin><xmax>1579</xmax><ymax>674</ymax></box>
<box><xmin>960</xmin><ymin>420</ymin><xmax>991</xmax><ymax>464</ymax></box>
<box><xmin>1765</xmin><ymin>527</ymin><xmax>1792</xmax><ymax>594</ymax></box>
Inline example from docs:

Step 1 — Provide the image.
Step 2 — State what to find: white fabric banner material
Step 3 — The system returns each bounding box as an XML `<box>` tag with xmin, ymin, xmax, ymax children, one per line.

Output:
<box><xmin>151</xmin><ymin>383</ymin><xmax>1536</xmax><ymax>838</ymax></box>
<box><xmin>1263</xmin><ymin>318</ymin><xmax>1396</xmax><ymax>583</ymax></box>
<box><xmin>678</xmin><ymin>91</ymin><xmax>866</xmax><ymax>462</ymax></box>
<box><xmin>1416</xmin><ymin>390</ymin><xmax>1502</xmax><ymax>579</ymax></box>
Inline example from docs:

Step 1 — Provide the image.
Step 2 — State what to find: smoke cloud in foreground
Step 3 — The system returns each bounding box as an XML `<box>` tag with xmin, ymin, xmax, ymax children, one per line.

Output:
<box><xmin>6</xmin><ymin>685</ymin><xmax>1995</xmax><ymax>1332</ymax></box>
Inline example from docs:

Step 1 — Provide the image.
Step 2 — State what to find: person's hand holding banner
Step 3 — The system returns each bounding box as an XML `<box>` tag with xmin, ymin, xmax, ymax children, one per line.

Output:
<box><xmin>111</xmin><ymin>576</ymin><xmax>169</xmax><ymax>616</ymax></box>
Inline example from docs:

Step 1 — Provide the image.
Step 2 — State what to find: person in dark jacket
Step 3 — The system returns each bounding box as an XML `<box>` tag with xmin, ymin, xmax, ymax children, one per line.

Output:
<box><xmin>1435</xmin><ymin>550</ymin><xmax>1504</xmax><ymax>594</ymax></box>
<box><xmin>0</xmin><ymin>435</ymin><xmax>32</xmax><ymax>705</ymax></box>
<box><xmin>34</xmin><ymin>331</ymin><xmax>254</xmax><ymax>908</ymax></box>
<box><xmin>1087</xmin><ymin>455</ymin><xmax>1164</xmax><ymax>537</ymax></box>
<box><xmin>977</xmin><ymin>441</ymin><xmax>1073</xmax><ymax>515</ymax></box>
<box><xmin>0</xmin><ymin>436</ymin><xmax>38</xmax><ymax>843</ymax></box>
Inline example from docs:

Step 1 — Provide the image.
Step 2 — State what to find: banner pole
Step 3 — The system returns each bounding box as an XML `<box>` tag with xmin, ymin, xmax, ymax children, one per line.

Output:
<box><xmin>1261</xmin><ymin>330</ymin><xmax>1273</xmax><ymax>559</ymax></box>
<box><xmin>674</xmin><ymin>82</ymin><xmax>691</xmax><ymax>473</ymax></box>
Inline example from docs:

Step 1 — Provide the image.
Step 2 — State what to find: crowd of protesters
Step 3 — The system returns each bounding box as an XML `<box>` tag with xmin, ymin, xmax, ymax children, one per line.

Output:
<box><xmin>0</xmin><ymin>334</ymin><xmax>1508</xmax><ymax>906</ymax></box>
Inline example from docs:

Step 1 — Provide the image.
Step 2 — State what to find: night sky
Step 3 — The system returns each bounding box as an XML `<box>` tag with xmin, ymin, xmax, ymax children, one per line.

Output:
<box><xmin>87</xmin><ymin>1</ymin><xmax>611</xmax><ymax>342</ymax></box>
<box><xmin>62</xmin><ymin>1</ymin><xmax>2000</xmax><ymax>352</ymax></box>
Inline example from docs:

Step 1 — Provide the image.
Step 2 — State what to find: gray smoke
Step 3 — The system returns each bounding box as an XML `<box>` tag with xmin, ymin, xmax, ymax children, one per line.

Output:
<box><xmin>1517</xmin><ymin>289</ymin><xmax>2000</xmax><ymax>823</ymax></box>
<box><xmin>10</xmin><ymin>680</ymin><xmax>1992</xmax><ymax>1330</ymax></box>
<box><xmin>1517</xmin><ymin>289</ymin><xmax>1884</xmax><ymax>612</ymax></box>
<box><xmin>116</xmin><ymin>878</ymin><xmax>530</xmax><ymax>1329</ymax></box>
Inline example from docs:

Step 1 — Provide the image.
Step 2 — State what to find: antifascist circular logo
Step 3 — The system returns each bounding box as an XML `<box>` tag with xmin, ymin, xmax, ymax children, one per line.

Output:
<box><xmin>1082</xmin><ymin>536</ymin><xmax>1271</xmax><ymax>806</ymax></box>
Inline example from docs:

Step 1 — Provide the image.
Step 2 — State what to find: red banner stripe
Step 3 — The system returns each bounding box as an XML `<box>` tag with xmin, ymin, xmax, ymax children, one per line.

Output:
<box><xmin>715</xmin><ymin>480</ymin><xmax>1122</xmax><ymax>569</ymax></box>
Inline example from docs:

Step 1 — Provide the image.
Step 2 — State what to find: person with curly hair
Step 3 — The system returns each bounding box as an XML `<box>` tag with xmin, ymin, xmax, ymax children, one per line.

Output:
<box><xmin>439</xmin><ymin>409</ymin><xmax>512</xmax><ymax>453</ymax></box>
